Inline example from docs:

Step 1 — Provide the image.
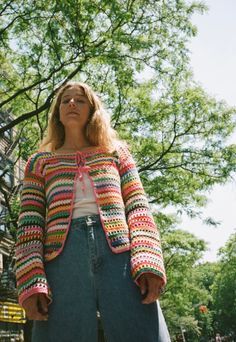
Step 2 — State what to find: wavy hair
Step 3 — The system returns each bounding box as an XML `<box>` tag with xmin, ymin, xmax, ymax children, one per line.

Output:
<box><xmin>39</xmin><ymin>81</ymin><xmax>121</xmax><ymax>152</ymax></box>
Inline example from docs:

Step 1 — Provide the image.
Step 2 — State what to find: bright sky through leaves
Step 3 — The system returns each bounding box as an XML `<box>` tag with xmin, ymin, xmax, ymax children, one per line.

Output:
<box><xmin>181</xmin><ymin>0</ymin><xmax>236</xmax><ymax>262</ymax></box>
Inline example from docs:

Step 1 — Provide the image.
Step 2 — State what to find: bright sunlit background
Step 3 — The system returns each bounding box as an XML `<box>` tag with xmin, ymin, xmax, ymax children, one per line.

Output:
<box><xmin>180</xmin><ymin>0</ymin><xmax>236</xmax><ymax>262</ymax></box>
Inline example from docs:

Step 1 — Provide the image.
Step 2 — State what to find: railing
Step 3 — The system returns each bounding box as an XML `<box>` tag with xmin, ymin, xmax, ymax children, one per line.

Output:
<box><xmin>0</xmin><ymin>330</ymin><xmax>24</xmax><ymax>342</ymax></box>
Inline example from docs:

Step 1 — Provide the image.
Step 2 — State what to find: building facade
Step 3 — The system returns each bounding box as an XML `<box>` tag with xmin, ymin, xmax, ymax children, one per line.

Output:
<box><xmin>0</xmin><ymin>111</ymin><xmax>26</xmax><ymax>341</ymax></box>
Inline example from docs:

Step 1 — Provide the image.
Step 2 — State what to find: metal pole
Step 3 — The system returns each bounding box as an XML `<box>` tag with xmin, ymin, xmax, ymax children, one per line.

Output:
<box><xmin>180</xmin><ymin>326</ymin><xmax>186</xmax><ymax>342</ymax></box>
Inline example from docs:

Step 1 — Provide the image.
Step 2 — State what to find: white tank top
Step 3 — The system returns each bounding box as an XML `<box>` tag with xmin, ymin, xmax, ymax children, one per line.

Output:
<box><xmin>72</xmin><ymin>170</ymin><xmax>99</xmax><ymax>218</ymax></box>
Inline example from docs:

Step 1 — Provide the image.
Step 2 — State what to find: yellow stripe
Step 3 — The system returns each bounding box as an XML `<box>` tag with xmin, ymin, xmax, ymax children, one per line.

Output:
<box><xmin>0</xmin><ymin>301</ymin><xmax>26</xmax><ymax>324</ymax></box>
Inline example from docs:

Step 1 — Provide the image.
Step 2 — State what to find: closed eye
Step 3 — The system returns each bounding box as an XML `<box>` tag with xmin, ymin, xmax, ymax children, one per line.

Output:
<box><xmin>62</xmin><ymin>99</ymin><xmax>70</xmax><ymax>104</ymax></box>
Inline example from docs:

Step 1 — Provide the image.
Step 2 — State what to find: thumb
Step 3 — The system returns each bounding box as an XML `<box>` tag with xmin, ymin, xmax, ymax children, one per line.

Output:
<box><xmin>38</xmin><ymin>294</ymin><xmax>48</xmax><ymax>314</ymax></box>
<box><xmin>139</xmin><ymin>275</ymin><xmax>147</xmax><ymax>295</ymax></box>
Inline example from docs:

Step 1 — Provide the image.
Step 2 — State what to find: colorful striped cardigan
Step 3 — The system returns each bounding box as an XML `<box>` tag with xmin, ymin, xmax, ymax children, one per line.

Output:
<box><xmin>15</xmin><ymin>145</ymin><xmax>166</xmax><ymax>306</ymax></box>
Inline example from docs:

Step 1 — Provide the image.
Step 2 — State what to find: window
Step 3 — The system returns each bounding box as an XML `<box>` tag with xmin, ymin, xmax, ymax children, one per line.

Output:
<box><xmin>2</xmin><ymin>171</ymin><xmax>14</xmax><ymax>187</ymax></box>
<box><xmin>0</xmin><ymin>152</ymin><xmax>14</xmax><ymax>188</ymax></box>
<box><xmin>0</xmin><ymin>203</ymin><xmax>7</xmax><ymax>232</ymax></box>
<box><xmin>0</xmin><ymin>111</ymin><xmax>13</xmax><ymax>142</ymax></box>
<box><xmin>0</xmin><ymin>254</ymin><xmax>3</xmax><ymax>273</ymax></box>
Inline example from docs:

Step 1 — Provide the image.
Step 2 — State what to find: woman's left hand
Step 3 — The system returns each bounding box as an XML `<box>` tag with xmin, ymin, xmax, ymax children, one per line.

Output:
<box><xmin>139</xmin><ymin>273</ymin><xmax>164</xmax><ymax>304</ymax></box>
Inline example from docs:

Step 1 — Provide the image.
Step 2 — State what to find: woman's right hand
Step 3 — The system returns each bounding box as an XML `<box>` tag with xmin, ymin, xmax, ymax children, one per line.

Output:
<box><xmin>22</xmin><ymin>293</ymin><xmax>49</xmax><ymax>320</ymax></box>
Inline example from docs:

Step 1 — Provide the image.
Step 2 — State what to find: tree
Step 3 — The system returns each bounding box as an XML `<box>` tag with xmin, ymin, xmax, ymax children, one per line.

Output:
<box><xmin>1</xmin><ymin>0</ymin><xmax>235</xmax><ymax>225</ymax></box>
<box><xmin>0</xmin><ymin>0</ymin><xmax>205</xmax><ymax>130</ymax></box>
<box><xmin>157</xmin><ymin>212</ymin><xmax>209</xmax><ymax>340</ymax></box>
<box><xmin>191</xmin><ymin>262</ymin><xmax>219</xmax><ymax>341</ymax></box>
<box><xmin>212</xmin><ymin>233</ymin><xmax>236</xmax><ymax>338</ymax></box>
<box><xmin>0</xmin><ymin>0</ymin><xmax>235</xmax><ymax>222</ymax></box>
<box><xmin>157</xmin><ymin>213</ymin><xmax>223</xmax><ymax>341</ymax></box>
<box><xmin>124</xmin><ymin>82</ymin><xmax>236</xmax><ymax>218</ymax></box>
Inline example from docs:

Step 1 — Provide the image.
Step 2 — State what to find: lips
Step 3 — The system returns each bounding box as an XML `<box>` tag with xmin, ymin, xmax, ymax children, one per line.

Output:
<box><xmin>67</xmin><ymin>111</ymin><xmax>79</xmax><ymax>115</ymax></box>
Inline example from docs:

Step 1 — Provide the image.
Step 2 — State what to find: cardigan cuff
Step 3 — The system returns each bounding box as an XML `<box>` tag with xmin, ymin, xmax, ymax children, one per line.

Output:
<box><xmin>18</xmin><ymin>285</ymin><xmax>52</xmax><ymax>308</ymax></box>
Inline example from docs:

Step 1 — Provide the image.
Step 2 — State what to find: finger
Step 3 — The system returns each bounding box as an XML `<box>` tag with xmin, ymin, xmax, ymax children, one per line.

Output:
<box><xmin>38</xmin><ymin>294</ymin><xmax>49</xmax><ymax>314</ymax></box>
<box><xmin>28</xmin><ymin>312</ymin><xmax>48</xmax><ymax>321</ymax></box>
<box><xmin>23</xmin><ymin>295</ymin><xmax>48</xmax><ymax>320</ymax></box>
<box><xmin>142</xmin><ymin>279</ymin><xmax>161</xmax><ymax>304</ymax></box>
<box><xmin>142</xmin><ymin>291</ymin><xmax>158</xmax><ymax>304</ymax></box>
<box><xmin>22</xmin><ymin>297</ymin><xmax>38</xmax><ymax>318</ymax></box>
<box><xmin>139</xmin><ymin>275</ymin><xmax>147</xmax><ymax>295</ymax></box>
<box><xmin>34</xmin><ymin>312</ymin><xmax>48</xmax><ymax>321</ymax></box>
<box><xmin>150</xmin><ymin>278</ymin><xmax>161</xmax><ymax>298</ymax></box>
<box><xmin>26</xmin><ymin>306</ymin><xmax>48</xmax><ymax>321</ymax></box>
<box><xmin>142</xmin><ymin>291</ymin><xmax>159</xmax><ymax>304</ymax></box>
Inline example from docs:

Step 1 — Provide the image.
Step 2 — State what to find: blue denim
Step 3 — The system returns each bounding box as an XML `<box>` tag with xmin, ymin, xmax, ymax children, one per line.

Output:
<box><xmin>32</xmin><ymin>214</ymin><xmax>171</xmax><ymax>342</ymax></box>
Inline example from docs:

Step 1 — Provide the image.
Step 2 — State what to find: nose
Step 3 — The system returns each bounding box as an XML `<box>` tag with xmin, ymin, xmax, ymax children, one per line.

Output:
<box><xmin>69</xmin><ymin>98</ymin><xmax>76</xmax><ymax>106</ymax></box>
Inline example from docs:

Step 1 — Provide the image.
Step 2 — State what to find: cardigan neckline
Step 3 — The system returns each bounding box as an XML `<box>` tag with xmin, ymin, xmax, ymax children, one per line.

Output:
<box><xmin>47</xmin><ymin>147</ymin><xmax>106</xmax><ymax>155</ymax></box>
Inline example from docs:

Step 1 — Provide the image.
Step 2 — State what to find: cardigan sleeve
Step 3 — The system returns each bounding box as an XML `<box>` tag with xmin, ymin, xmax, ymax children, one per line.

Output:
<box><xmin>118</xmin><ymin>145</ymin><xmax>166</xmax><ymax>286</ymax></box>
<box><xmin>15</xmin><ymin>153</ymin><xmax>51</xmax><ymax>306</ymax></box>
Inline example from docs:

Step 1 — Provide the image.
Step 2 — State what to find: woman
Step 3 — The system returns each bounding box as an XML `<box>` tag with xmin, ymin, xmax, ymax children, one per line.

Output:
<box><xmin>15</xmin><ymin>81</ymin><xmax>170</xmax><ymax>341</ymax></box>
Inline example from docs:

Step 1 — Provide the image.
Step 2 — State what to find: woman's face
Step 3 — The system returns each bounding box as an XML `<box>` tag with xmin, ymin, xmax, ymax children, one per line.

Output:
<box><xmin>59</xmin><ymin>86</ymin><xmax>91</xmax><ymax>130</ymax></box>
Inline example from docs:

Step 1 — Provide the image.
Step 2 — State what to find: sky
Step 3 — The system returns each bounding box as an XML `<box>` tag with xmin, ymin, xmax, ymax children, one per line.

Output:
<box><xmin>177</xmin><ymin>0</ymin><xmax>236</xmax><ymax>262</ymax></box>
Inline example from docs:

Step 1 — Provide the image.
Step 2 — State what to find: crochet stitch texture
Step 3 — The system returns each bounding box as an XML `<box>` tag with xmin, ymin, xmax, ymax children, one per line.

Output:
<box><xmin>15</xmin><ymin>145</ymin><xmax>166</xmax><ymax>305</ymax></box>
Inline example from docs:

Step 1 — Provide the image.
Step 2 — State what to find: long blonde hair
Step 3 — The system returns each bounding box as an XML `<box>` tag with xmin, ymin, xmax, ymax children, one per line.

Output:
<box><xmin>39</xmin><ymin>81</ymin><xmax>121</xmax><ymax>152</ymax></box>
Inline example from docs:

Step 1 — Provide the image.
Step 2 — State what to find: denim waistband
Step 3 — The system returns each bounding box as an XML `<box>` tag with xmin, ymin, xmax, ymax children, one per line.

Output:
<box><xmin>71</xmin><ymin>214</ymin><xmax>100</xmax><ymax>225</ymax></box>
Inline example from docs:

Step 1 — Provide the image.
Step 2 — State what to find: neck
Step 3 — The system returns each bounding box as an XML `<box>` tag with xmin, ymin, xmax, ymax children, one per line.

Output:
<box><xmin>62</xmin><ymin>127</ymin><xmax>91</xmax><ymax>151</ymax></box>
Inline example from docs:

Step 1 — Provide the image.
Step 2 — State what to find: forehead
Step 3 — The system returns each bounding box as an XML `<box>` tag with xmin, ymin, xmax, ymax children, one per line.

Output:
<box><xmin>62</xmin><ymin>86</ymin><xmax>86</xmax><ymax>98</ymax></box>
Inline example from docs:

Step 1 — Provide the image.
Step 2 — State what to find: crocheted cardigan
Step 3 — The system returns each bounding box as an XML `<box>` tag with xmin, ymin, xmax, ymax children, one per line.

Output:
<box><xmin>15</xmin><ymin>145</ymin><xmax>166</xmax><ymax>306</ymax></box>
